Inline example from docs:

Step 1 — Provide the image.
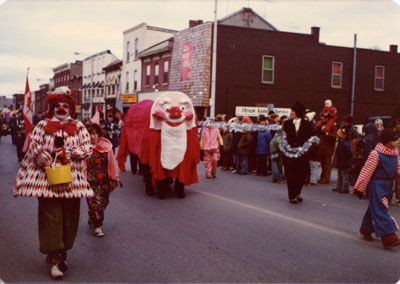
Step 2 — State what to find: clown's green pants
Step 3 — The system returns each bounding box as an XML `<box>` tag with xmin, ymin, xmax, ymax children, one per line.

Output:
<box><xmin>38</xmin><ymin>198</ymin><xmax>80</xmax><ymax>263</ymax></box>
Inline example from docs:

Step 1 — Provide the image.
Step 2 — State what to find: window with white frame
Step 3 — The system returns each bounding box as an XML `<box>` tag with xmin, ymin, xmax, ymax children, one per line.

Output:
<box><xmin>135</xmin><ymin>38</ymin><xmax>139</xmax><ymax>59</ymax></box>
<box><xmin>262</xmin><ymin>56</ymin><xmax>274</xmax><ymax>84</ymax></box>
<box><xmin>375</xmin><ymin>65</ymin><xmax>384</xmax><ymax>91</ymax></box>
<box><xmin>331</xmin><ymin>62</ymin><xmax>343</xmax><ymax>88</ymax></box>
<box><xmin>154</xmin><ymin>64</ymin><xmax>159</xmax><ymax>85</ymax></box>
<box><xmin>146</xmin><ymin>65</ymin><xmax>150</xmax><ymax>86</ymax></box>
<box><xmin>163</xmin><ymin>60</ymin><xmax>169</xmax><ymax>84</ymax></box>
<box><xmin>126</xmin><ymin>41</ymin><xmax>130</xmax><ymax>62</ymax></box>
<box><xmin>134</xmin><ymin>70</ymin><xmax>137</xmax><ymax>90</ymax></box>
<box><xmin>126</xmin><ymin>71</ymin><xmax>129</xmax><ymax>92</ymax></box>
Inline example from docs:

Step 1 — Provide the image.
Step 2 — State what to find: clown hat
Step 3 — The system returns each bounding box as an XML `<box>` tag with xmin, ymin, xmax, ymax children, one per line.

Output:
<box><xmin>46</xmin><ymin>86</ymin><xmax>77</xmax><ymax>119</ymax></box>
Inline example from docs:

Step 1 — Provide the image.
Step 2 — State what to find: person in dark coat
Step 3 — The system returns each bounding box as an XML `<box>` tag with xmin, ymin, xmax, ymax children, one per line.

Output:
<box><xmin>231</xmin><ymin>129</ymin><xmax>243</xmax><ymax>174</ymax></box>
<box><xmin>362</xmin><ymin>122</ymin><xmax>379</xmax><ymax>164</ymax></box>
<box><xmin>102</xmin><ymin>113</ymin><xmax>119</xmax><ymax>154</ymax></box>
<box><xmin>283</xmin><ymin>102</ymin><xmax>313</xmax><ymax>204</ymax></box>
<box><xmin>220</xmin><ymin>127</ymin><xmax>233</xmax><ymax>171</ymax></box>
<box><xmin>341</xmin><ymin>114</ymin><xmax>362</xmax><ymax>186</ymax></box>
<box><xmin>316</xmin><ymin>113</ymin><xmax>338</xmax><ymax>184</ymax></box>
<box><xmin>9</xmin><ymin>113</ymin><xmax>17</xmax><ymax>145</ymax></box>
<box><xmin>14</xmin><ymin>110</ymin><xmax>26</xmax><ymax>162</ymax></box>
<box><xmin>332</xmin><ymin>128</ymin><xmax>352</xmax><ymax>193</ymax></box>
<box><xmin>237</xmin><ymin>130</ymin><xmax>252</xmax><ymax>175</ymax></box>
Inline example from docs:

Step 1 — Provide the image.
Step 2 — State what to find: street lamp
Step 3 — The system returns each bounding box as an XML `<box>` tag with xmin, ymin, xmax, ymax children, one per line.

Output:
<box><xmin>74</xmin><ymin>51</ymin><xmax>93</xmax><ymax>118</ymax></box>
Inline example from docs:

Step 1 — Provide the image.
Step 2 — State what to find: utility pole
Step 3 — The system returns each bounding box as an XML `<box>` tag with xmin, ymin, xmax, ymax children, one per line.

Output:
<box><xmin>210</xmin><ymin>0</ymin><xmax>217</xmax><ymax>119</ymax></box>
<box><xmin>351</xmin><ymin>34</ymin><xmax>357</xmax><ymax>116</ymax></box>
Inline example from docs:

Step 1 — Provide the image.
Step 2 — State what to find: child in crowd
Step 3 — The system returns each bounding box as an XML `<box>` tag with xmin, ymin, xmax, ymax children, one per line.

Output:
<box><xmin>200</xmin><ymin>124</ymin><xmax>223</xmax><ymax>178</ymax></box>
<box><xmin>84</xmin><ymin>123</ymin><xmax>120</xmax><ymax>237</ymax></box>
<box><xmin>256</xmin><ymin>120</ymin><xmax>272</xmax><ymax>176</ymax></box>
<box><xmin>221</xmin><ymin>127</ymin><xmax>233</xmax><ymax>171</ymax></box>
<box><xmin>332</xmin><ymin>128</ymin><xmax>352</xmax><ymax>193</ymax></box>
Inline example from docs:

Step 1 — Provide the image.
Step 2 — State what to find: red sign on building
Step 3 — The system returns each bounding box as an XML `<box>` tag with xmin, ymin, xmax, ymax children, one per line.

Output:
<box><xmin>181</xmin><ymin>42</ymin><xmax>192</xmax><ymax>81</ymax></box>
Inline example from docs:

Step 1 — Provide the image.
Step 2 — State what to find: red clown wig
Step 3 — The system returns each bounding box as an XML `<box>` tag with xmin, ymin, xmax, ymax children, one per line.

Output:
<box><xmin>46</xmin><ymin>87</ymin><xmax>77</xmax><ymax>119</ymax></box>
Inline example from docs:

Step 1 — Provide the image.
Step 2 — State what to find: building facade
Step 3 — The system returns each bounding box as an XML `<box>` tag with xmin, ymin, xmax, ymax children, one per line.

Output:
<box><xmin>138</xmin><ymin>37</ymin><xmax>173</xmax><ymax>102</ymax></box>
<box><xmin>166</xmin><ymin>7</ymin><xmax>400</xmax><ymax>123</ymax></box>
<box><xmin>103</xmin><ymin>59</ymin><xmax>122</xmax><ymax>115</ymax></box>
<box><xmin>12</xmin><ymin>93</ymin><xmax>24</xmax><ymax>112</ymax></box>
<box><xmin>122</xmin><ymin>22</ymin><xmax>176</xmax><ymax>106</ymax></box>
<box><xmin>168</xmin><ymin>8</ymin><xmax>277</xmax><ymax>118</ymax></box>
<box><xmin>215</xmin><ymin>25</ymin><xmax>400</xmax><ymax>123</ymax></box>
<box><xmin>33</xmin><ymin>84</ymin><xmax>49</xmax><ymax>115</ymax></box>
<box><xmin>52</xmin><ymin>61</ymin><xmax>82</xmax><ymax>117</ymax></box>
<box><xmin>81</xmin><ymin>50</ymin><xmax>119</xmax><ymax>119</ymax></box>
<box><xmin>0</xmin><ymin>96</ymin><xmax>13</xmax><ymax>113</ymax></box>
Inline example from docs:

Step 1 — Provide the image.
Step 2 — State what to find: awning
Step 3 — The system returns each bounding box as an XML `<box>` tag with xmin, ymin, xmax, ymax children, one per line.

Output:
<box><xmin>98</xmin><ymin>81</ymin><xmax>104</xmax><ymax>88</ymax></box>
<box><xmin>80</xmin><ymin>83</ymin><xmax>88</xmax><ymax>90</ymax></box>
<box><xmin>93</xmin><ymin>81</ymin><xmax>100</xmax><ymax>88</ymax></box>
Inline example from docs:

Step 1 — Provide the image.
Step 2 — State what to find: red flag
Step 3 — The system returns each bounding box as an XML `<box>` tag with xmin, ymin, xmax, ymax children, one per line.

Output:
<box><xmin>23</xmin><ymin>76</ymin><xmax>33</xmax><ymax>135</ymax></box>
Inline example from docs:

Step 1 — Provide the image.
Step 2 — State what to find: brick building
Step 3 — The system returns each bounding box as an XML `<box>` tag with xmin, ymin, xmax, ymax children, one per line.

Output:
<box><xmin>52</xmin><ymin>61</ymin><xmax>82</xmax><ymax>116</ymax></box>
<box><xmin>168</xmin><ymin>8</ymin><xmax>277</xmax><ymax>118</ymax></box>
<box><xmin>166</xmin><ymin>7</ymin><xmax>400</xmax><ymax>123</ymax></box>
<box><xmin>138</xmin><ymin>37</ymin><xmax>174</xmax><ymax>102</ymax></box>
<box><xmin>215</xmin><ymin>25</ymin><xmax>400</xmax><ymax>123</ymax></box>
<box><xmin>12</xmin><ymin>93</ymin><xmax>24</xmax><ymax>111</ymax></box>
<box><xmin>33</xmin><ymin>84</ymin><xmax>49</xmax><ymax>115</ymax></box>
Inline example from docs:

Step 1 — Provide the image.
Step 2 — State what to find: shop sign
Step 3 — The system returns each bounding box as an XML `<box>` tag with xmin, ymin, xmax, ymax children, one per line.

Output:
<box><xmin>121</xmin><ymin>94</ymin><xmax>138</xmax><ymax>103</ymax></box>
<box><xmin>235</xmin><ymin>106</ymin><xmax>291</xmax><ymax>117</ymax></box>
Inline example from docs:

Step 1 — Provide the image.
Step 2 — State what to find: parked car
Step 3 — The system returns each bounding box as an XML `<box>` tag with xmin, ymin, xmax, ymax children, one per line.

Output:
<box><xmin>367</xmin><ymin>116</ymin><xmax>392</xmax><ymax>128</ymax></box>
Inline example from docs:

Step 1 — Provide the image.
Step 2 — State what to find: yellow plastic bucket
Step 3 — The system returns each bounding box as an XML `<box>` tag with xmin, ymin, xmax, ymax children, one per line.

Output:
<box><xmin>45</xmin><ymin>164</ymin><xmax>72</xmax><ymax>185</ymax></box>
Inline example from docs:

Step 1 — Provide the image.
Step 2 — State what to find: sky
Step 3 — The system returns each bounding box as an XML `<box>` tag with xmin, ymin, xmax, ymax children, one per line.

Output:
<box><xmin>0</xmin><ymin>0</ymin><xmax>399</xmax><ymax>97</ymax></box>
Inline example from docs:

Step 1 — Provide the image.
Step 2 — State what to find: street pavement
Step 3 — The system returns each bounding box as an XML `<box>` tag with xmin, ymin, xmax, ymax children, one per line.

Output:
<box><xmin>0</xmin><ymin>134</ymin><xmax>399</xmax><ymax>283</ymax></box>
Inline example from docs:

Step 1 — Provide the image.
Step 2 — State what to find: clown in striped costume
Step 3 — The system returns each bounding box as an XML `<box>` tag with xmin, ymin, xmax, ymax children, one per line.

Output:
<box><xmin>13</xmin><ymin>87</ymin><xmax>94</xmax><ymax>279</ymax></box>
<box><xmin>354</xmin><ymin>129</ymin><xmax>400</xmax><ymax>249</ymax></box>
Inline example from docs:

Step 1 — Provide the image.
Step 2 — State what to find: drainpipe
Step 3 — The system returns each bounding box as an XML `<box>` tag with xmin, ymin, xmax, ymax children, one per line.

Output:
<box><xmin>210</xmin><ymin>0</ymin><xmax>217</xmax><ymax>119</ymax></box>
<box><xmin>351</xmin><ymin>34</ymin><xmax>357</xmax><ymax>116</ymax></box>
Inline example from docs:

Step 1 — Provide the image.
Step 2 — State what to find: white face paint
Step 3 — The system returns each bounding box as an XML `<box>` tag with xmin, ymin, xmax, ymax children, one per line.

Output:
<box><xmin>54</xmin><ymin>102</ymin><xmax>70</xmax><ymax>122</ymax></box>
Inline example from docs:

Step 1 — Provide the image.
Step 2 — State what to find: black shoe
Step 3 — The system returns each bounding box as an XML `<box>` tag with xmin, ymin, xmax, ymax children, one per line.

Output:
<box><xmin>296</xmin><ymin>196</ymin><xmax>303</xmax><ymax>202</ymax></box>
<box><xmin>289</xmin><ymin>199</ymin><xmax>298</xmax><ymax>204</ymax></box>
<box><xmin>58</xmin><ymin>261</ymin><xmax>68</xmax><ymax>272</ymax></box>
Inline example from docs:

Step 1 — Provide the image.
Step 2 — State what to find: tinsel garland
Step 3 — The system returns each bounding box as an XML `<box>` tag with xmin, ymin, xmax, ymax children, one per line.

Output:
<box><xmin>197</xmin><ymin>121</ymin><xmax>281</xmax><ymax>132</ymax></box>
<box><xmin>277</xmin><ymin>131</ymin><xmax>320</xmax><ymax>158</ymax></box>
<box><xmin>197</xmin><ymin>120</ymin><xmax>319</xmax><ymax>158</ymax></box>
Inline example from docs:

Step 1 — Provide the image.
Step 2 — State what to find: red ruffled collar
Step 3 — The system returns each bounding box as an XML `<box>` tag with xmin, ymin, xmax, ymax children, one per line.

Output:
<box><xmin>93</xmin><ymin>137</ymin><xmax>112</xmax><ymax>153</ymax></box>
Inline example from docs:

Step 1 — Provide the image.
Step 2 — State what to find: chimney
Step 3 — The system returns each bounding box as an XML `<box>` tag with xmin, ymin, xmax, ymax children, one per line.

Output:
<box><xmin>311</xmin><ymin>27</ymin><xmax>320</xmax><ymax>42</ymax></box>
<box><xmin>390</xmin><ymin>45</ymin><xmax>398</xmax><ymax>53</ymax></box>
<box><xmin>189</xmin><ymin>20</ymin><xmax>203</xmax><ymax>28</ymax></box>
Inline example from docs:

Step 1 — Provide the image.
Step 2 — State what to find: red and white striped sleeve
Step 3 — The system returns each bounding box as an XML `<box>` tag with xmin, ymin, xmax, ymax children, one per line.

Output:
<box><xmin>107</xmin><ymin>150</ymin><xmax>119</xmax><ymax>182</ymax></box>
<box><xmin>394</xmin><ymin>156</ymin><xmax>400</xmax><ymax>195</ymax></box>
<box><xmin>354</xmin><ymin>150</ymin><xmax>379</xmax><ymax>193</ymax></box>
